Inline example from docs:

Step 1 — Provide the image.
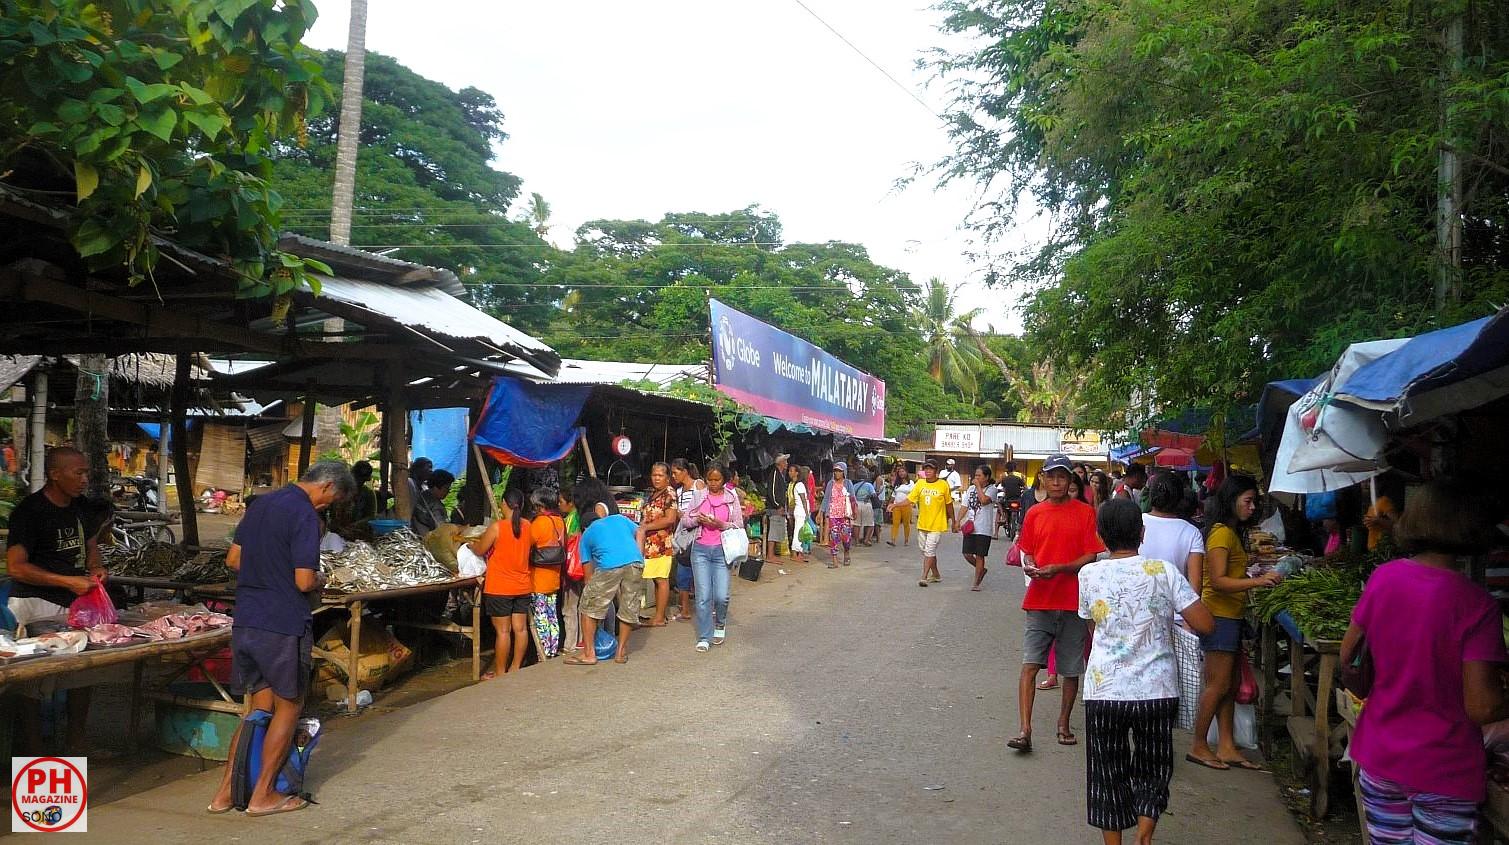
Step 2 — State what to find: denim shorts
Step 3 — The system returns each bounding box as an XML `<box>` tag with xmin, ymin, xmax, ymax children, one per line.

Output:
<box><xmin>1199</xmin><ymin>617</ymin><xmax>1246</xmax><ymax>653</ymax></box>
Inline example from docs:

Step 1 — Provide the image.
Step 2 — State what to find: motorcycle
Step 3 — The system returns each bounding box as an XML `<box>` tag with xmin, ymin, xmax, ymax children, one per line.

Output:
<box><xmin>110</xmin><ymin>474</ymin><xmax>160</xmax><ymax>511</ymax></box>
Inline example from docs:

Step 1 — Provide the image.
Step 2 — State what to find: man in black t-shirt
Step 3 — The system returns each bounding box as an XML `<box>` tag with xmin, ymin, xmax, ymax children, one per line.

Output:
<box><xmin>996</xmin><ymin>461</ymin><xmax>1026</xmax><ymax>537</ymax></box>
<box><xmin>4</xmin><ymin>446</ymin><xmax>107</xmax><ymax>754</ymax></box>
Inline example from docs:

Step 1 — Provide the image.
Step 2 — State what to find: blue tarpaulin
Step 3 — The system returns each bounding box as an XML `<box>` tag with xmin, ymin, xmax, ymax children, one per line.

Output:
<box><xmin>409</xmin><ymin>408</ymin><xmax>469</xmax><ymax>477</ymax></box>
<box><xmin>472</xmin><ymin>377</ymin><xmax>592</xmax><ymax>468</ymax></box>
<box><xmin>135</xmin><ymin>420</ymin><xmax>197</xmax><ymax>452</ymax></box>
<box><xmin>1339</xmin><ymin>311</ymin><xmax>1509</xmax><ymax>410</ymax></box>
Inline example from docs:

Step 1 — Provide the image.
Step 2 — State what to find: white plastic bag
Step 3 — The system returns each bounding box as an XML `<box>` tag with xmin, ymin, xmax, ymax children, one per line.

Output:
<box><xmin>721</xmin><ymin>527</ymin><xmax>749</xmax><ymax>567</ymax></box>
<box><xmin>456</xmin><ymin>545</ymin><xmax>487</xmax><ymax>578</ymax></box>
<box><xmin>1207</xmin><ymin>702</ymin><xmax>1259</xmax><ymax>750</ymax></box>
<box><xmin>1257</xmin><ymin>510</ymin><xmax>1286</xmax><ymax>546</ymax></box>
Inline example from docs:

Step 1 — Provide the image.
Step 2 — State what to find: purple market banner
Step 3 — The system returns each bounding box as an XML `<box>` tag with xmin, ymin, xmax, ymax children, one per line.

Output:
<box><xmin>710</xmin><ymin>299</ymin><xmax>886</xmax><ymax>439</ymax></box>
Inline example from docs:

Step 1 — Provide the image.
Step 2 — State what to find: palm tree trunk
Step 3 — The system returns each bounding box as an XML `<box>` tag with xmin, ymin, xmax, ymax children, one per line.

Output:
<box><xmin>328</xmin><ymin>0</ymin><xmax>368</xmax><ymax>246</ymax></box>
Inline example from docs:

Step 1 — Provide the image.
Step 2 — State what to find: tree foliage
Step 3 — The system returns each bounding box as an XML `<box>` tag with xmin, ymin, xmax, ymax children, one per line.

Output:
<box><xmin>269</xmin><ymin>50</ymin><xmax>559</xmax><ymax>331</ymax></box>
<box><xmin>544</xmin><ymin>206</ymin><xmax>978</xmax><ymax>434</ymax></box>
<box><xmin>0</xmin><ymin>0</ymin><xmax>332</xmax><ymax>295</ymax></box>
<box><xmin>931</xmin><ymin>0</ymin><xmax>1509</xmax><ymax>430</ymax></box>
<box><xmin>919</xmin><ymin>277</ymin><xmax>984</xmax><ymax>400</ymax></box>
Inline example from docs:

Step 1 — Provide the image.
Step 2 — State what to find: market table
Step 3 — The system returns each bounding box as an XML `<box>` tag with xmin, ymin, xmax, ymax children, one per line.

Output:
<box><xmin>194</xmin><ymin>577</ymin><xmax>484</xmax><ymax>712</ymax></box>
<box><xmin>0</xmin><ymin>627</ymin><xmax>233</xmax><ymax>748</ymax></box>
<box><xmin>111</xmin><ymin>575</ymin><xmax>204</xmax><ymax>604</ymax></box>
<box><xmin>1260</xmin><ymin>612</ymin><xmax>1343</xmax><ymax>818</ymax></box>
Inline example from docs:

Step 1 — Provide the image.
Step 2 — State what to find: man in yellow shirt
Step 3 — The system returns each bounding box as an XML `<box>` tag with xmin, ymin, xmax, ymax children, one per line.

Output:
<box><xmin>908</xmin><ymin>459</ymin><xmax>956</xmax><ymax>587</ymax></box>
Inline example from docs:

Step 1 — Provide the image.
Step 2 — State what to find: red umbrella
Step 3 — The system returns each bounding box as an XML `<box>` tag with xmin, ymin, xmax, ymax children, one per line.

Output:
<box><xmin>1154</xmin><ymin>448</ymin><xmax>1198</xmax><ymax>468</ymax></box>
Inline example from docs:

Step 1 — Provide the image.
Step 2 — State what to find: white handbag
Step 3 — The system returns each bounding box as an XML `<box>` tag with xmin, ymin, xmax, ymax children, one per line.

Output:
<box><xmin>721</xmin><ymin>527</ymin><xmax>750</xmax><ymax>567</ymax></box>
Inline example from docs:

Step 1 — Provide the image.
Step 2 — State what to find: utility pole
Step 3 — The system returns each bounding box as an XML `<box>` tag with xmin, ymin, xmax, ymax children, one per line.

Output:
<box><xmin>1435</xmin><ymin>9</ymin><xmax>1465</xmax><ymax>313</ymax></box>
<box><xmin>329</xmin><ymin>0</ymin><xmax>369</xmax><ymax>245</ymax></box>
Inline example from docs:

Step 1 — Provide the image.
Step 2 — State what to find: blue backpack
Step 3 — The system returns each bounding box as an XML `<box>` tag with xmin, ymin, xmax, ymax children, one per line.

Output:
<box><xmin>231</xmin><ymin>710</ymin><xmax>322</xmax><ymax>809</ymax></box>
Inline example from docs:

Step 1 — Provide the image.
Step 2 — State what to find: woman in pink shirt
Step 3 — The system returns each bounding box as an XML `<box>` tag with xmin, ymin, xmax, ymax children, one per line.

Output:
<box><xmin>679</xmin><ymin>464</ymin><xmax>743</xmax><ymax>653</ymax></box>
<box><xmin>1342</xmin><ymin>480</ymin><xmax>1507</xmax><ymax>845</ymax></box>
<box><xmin>823</xmin><ymin>462</ymin><xmax>857</xmax><ymax>569</ymax></box>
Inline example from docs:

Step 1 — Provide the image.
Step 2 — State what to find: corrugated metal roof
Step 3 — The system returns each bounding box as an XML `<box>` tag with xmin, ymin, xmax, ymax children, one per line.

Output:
<box><xmin>0</xmin><ymin>355</ymin><xmax>41</xmax><ymax>393</ymax></box>
<box><xmin>280</xmin><ymin>233</ymin><xmax>463</xmax><ymax>295</ymax></box>
<box><xmin>313</xmin><ymin>274</ymin><xmax>555</xmax><ymax>359</ymax></box>
<box><xmin>554</xmin><ymin>359</ymin><xmax>706</xmax><ymax>387</ymax></box>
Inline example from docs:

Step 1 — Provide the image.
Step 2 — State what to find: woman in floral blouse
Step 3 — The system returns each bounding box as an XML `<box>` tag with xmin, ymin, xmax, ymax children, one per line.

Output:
<box><xmin>1078</xmin><ymin>499</ymin><xmax>1214</xmax><ymax>845</ymax></box>
<box><xmin>636</xmin><ymin>462</ymin><xmax>680</xmax><ymax>626</ymax></box>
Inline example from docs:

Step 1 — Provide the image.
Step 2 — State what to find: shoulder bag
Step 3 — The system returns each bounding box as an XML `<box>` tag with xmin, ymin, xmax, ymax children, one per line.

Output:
<box><xmin>1340</xmin><ymin>634</ymin><xmax>1374</xmax><ymax>698</ymax></box>
<box><xmin>530</xmin><ymin>516</ymin><xmax>567</xmax><ymax>566</ymax></box>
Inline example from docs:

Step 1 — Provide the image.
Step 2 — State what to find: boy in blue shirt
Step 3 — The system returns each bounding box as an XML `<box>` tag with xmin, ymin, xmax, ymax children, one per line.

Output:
<box><xmin>563</xmin><ymin>481</ymin><xmax>644</xmax><ymax>665</ymax></box>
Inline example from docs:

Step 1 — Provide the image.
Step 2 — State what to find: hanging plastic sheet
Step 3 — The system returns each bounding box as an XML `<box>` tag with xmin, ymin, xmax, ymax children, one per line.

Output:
<box><xmin>409</xmin><ymin>408</ymin><xmax>468</xmax><ymax>477</ymax></box>
<box><xmin>471</xmin><ymin>377</ymin><xmax>592</xmax><ymax>468</ymax></box>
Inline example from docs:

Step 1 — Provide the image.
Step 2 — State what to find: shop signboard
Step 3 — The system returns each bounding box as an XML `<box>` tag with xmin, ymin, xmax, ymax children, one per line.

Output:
<box><xmin>709</xmin><ymin>299</ymin><xmax>886</xmax><ymax>439</ymax></box>
<box><xmin>932</xmin><ymin>425</ymin><xmax>980</xmax><ymax>453</ymax></box>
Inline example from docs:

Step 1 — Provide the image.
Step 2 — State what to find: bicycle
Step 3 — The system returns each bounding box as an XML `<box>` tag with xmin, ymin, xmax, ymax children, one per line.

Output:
<box><xmin>111</xmin><ymin>515</ymin><xmax>176</xmax><ymax>552</ymax></box>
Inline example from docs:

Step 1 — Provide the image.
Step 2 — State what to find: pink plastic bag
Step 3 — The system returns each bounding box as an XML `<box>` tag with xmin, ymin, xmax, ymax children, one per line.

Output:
<box><xmin>1236</xmin><ymin>649</ymin><xmax>1259</xmax><ymax>705</ymax></box>
<box><xmin>1005</xmin><ymin>541</ymin><xmax>1023</xmax><ymax>567</ymax></box>
<box><xmin>68</xmin><ymin>580</ymin><xmax>118</xmax><ymax>629</ymax></box>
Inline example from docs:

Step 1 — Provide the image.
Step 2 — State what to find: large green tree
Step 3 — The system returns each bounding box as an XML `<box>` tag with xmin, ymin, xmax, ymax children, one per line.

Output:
<box><xmin>931</xmin><ymin>0</ymin><xmax>1509</xmax><ymax>432</ymax></box>
<box><xmin>919</xmin><ymin>277</ymin><xmax>983</xmax><ymax>400</ymax></box>
<box><xmin>544</xmin><ymin>206</ymin><xmax>975</xmax><ymax>434</ymax></box>
<box><xmin>1</xmin><ymin>0</ymin><xmax>331</xmax><ymax>294</ymax></box>
<box><xmin>269</xmin><ymin>50</ymin><xmax>559</xmax><ymax>331</ymax></box>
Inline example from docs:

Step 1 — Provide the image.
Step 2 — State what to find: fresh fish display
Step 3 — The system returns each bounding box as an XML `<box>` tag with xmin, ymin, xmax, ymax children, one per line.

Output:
<box><xmin>103</xmin><ymin>541</ymin><xmax>186</xmax><ymax>578</ymax></box>
<box><xmin>320</xmin><ymin>528</ymin><xmax>452</xmax><ymax>593</ymax></box>
<box><xmin>171</xmin><ymin>550</ymin><xmax>234</xmax><ymax>584</ymax></box>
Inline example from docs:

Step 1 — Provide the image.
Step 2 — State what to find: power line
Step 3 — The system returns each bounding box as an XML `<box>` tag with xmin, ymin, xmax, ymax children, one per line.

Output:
<box><xmin>466</xmin><ymin>282</ymin><xmax>918</xmax><ymax>290</ymax></box>
<box><xmin>789</xmin><ymin>0</ymin><xmax>944</xmax><ymax>122</ymax></box>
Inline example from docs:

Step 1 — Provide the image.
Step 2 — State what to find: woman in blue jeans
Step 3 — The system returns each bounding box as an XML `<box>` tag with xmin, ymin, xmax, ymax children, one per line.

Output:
<box><xmin>680</xmin><ymin>463</ymin><xmax>743</xmax><ymax>653</ymax></box>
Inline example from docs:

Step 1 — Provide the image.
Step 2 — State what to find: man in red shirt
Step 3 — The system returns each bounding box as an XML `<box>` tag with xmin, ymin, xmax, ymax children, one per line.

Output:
<box><xmin>1009</xmin><ymin>454</ymin><xmax>1105</xmax><ymax>752</ymax></box>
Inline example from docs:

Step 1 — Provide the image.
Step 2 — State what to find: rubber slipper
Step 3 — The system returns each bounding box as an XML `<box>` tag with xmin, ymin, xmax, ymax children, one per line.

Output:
<box><xmin>1184</xmin><ymin>754</ymin><xmax>1230</xmax><ymax>771</ymax></box>
<box><xmin>1220</xmin><ymin>758</ymin><xmax>1269</xmax><ymax>772</ymax></box>
<box><xmin>206</xmin><ymin>803</ymin><xmax>233</xmax><ymax>815</ymax></box>
<box><xmin>1037</xmin><ymin>679</ymin><xmax>1059</xmax><ymax>690</ymax></box>
<box><xmin>1007</xmin><ymin>735</ymin><xmax>1032</xmax><ymax>753</ymax></box>
<box><xmin>971</xmin><ymin>585</ymin><xmax>983</xmax><ymax>591</ymax></box>
<box><xmin>562</xmin><ymin>655</ymin><xmax>597</xmax><ymax>666</ymax></box>
<box><xmin>1057</xmin><ymin>731</ymin><xmax>1078</xmax><ymax>746</ymax></box>
<box><xmin>613</xmin><ymin>656</ymin><xmax>628</xmax><ymax>664</ymax></box>
<box><xmin>246</xmin><ymin>795</ymin><xmax>309</xmax><ymax>817</ymax></box>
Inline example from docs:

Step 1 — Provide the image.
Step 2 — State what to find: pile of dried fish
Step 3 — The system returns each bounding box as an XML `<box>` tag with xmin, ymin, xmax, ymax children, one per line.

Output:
<box><xmin>103</xmin><ymin>542</ymin><xmax>186</xmax><ymax>578</ymax></box>
<box><xmin>320</xmin><ymin>528</ymin><xmax>451</xmax><ymax>593</ymax></box>
<box><xmin>172</xmin><ymin>550</ymin><xmax>233</xmax><ymax>584</ymax></box>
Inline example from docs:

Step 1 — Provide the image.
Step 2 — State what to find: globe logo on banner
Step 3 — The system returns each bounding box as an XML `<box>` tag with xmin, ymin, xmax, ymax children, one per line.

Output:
<box><xmin>708</xmin><ymin>299</ymin><xmax>886</xmax><ymax>440</ymax></box>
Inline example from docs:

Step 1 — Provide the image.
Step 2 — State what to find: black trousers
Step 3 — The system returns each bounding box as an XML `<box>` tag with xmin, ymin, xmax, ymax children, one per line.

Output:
<box><xmin>1084</xmin><ymin>698</ymin><xmax>1178</xmax><ymax>832</ymax></box>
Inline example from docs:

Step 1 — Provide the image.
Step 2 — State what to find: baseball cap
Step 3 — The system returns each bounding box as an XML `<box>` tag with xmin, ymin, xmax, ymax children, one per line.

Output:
<box><xmin>922</xmin><ymin>459</ymin><xmax>938</xmax><ymax>469</ymax></box>
<box><xmin>833</xmin><ymin>461</ymin><xmax>848</xmax><ymax>473</ymax></box>
<box><xmin>1042</xmin><ymin>454</ymin><xmax>1074</xmax><ymax>474</ymax></box>
<box><xmin>945</xmin><ymin>458</ymin><xmax>956</xmax><ymax>466</ymax></box>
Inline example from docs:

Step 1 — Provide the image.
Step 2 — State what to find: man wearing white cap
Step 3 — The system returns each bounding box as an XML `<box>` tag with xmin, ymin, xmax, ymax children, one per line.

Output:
<box><xmin>943</xmin><ymin>458</ymin><xmax>964</xmax><ymax>503</ymax></box>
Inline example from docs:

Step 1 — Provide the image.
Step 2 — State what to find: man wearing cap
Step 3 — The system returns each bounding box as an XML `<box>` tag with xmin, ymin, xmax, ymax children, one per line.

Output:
<box><xmin>767</xmin><ymin>454</ymin><xmax>791</xmax><ymax>559</ymax></box>
<box><xmin>908</xmin><ymin>460</ymin><xmax>955</xmax><ymax>586</ymax></box>
<box><xmin>942</xmin><ymin>458</ymin><xmax>964</xmax><ymax>503</ymax></box>
<box><xmin>1009</xmin><ymin>453</ymin><xmax>1105</xmax><ymax>753</ymax></box>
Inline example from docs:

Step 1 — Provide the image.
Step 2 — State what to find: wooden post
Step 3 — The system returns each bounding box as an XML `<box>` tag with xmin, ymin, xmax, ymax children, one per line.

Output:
<box><xmin>296</xmin><ymin>389</ymin><xmax>317</xmax><ymax>477</ymax></box>
<box><xmin>377</xmin><ymin>401</ymin><xmax>390</xmax><ymax>515</ymax></box>
<box><xmin>73</xmin><ymin>353</ymin><xmax>110</xmax><ymax>499</ymax></box>
<box><xmin>387</xmin><ymin>364</ymin><xmax>412</xmax><ymax>521</ymax></box>
<box><xmin>469</xmin><ymin>441</ymin><xmax>501</xmax><ymax>523</ymax></box>
<box><xmin>156</xmin><ymin>414</ymin><xmax>170</xmax><ymax>514</ymax></box>
<box><xmin>578</xmin><ymin>429</ymin><xmax>597</xmax><ymax>479</ymax></box>
<box><xmin>346</xmin><ymin>601</ymin><xmax>363</xmax><ymax>712</ymax></box>
<box><xmin>171</xmin><ymin>353</ymin><xmax>199</xmax><ymax>546</ymax></box>
<box><xmin>27</xmin><ymin>368</ymin><xmax>46</xmax><ymax>492</ymax></box>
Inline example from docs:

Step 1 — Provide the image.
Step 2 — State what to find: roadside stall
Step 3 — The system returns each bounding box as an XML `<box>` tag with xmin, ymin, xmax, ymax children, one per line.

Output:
<box><xmin>1255</xmin><ymin>306</ymin><xmax>1509</xmax><ymax>828</ymax></box>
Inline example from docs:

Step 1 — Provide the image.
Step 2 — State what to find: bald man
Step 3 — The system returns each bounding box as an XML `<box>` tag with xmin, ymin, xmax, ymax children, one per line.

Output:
<box><xmin>5</xmin><ymin>446</ymin><xmax>109</xmax><ymax>753</ymax></box>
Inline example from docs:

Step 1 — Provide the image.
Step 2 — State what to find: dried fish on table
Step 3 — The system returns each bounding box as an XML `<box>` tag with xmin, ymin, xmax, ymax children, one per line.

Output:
<box><xmin>319</xmin><ymin>528</ymin><xmax>452</xmax><ymax>593</ymax></box>
<box><xmin>171</xmin><ymin>550</ymin><xmax>234</xmax><ymax>584</ymax></box>
<box><xmin>103</xmin><ymin>542</ymin><xmax>186</xmax><ymax>578</ymax></box>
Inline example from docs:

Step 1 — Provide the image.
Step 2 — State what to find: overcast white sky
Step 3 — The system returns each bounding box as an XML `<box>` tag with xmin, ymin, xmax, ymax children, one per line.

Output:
<box><xmin>303</xmin><ymin>1</ymin><xmax>1032</xmax><ymax>332</ymax></box>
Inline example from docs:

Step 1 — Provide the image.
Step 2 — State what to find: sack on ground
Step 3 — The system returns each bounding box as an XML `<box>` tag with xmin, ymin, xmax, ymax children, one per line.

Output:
<box><xmin>315</xmin><ymin>618</ymin><xmax>414</xmax><ymax>689</ymax></box>
<box><xmin>422</xmin><ymin>524</ymin><xmax>464</xmax><ymax>573</ymax></box>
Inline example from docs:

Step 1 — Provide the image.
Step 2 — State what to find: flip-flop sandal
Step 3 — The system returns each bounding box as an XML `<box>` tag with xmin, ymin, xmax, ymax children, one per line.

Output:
<box><xmin>1220</xmin><ymin>758</ymin><xmax>1269</xmax><ymax>772</ymax></box>
<box><xmin>1184</xmin><ymin>754</ymin><xmax>1230</xmax><ymax>771</ymax></box>
<box><xmin>1057</xmin><ymin>731</ymin><xmax>1078</xmax><ymax>746</ymax></box>
<box><xmin>613</xmin><ymin>656</ymin><xmax>628</xmax><ymax>664</ymax></box>
<box><xmin>1007</xmin><ymin>735</ymin><xmax>1032</xmax><ymax>752</ymax></box>
<box><xmin>562</xmin><ymin>655</ymin><xmax>597</xmax><ymax>666</ymax></box>
<box><xmin>206</xmin><ymin>803</ymin><xmax>234</xmax><ymax>815</ymax></box>
<box><xmin>245</xmin><ymin>795</ymin><xmax>309</xmax><ymax>817</ymax></box>
<box><xmin>971</xmin><ymin>585</ymin><xmax>983</xmax><ymax>591</ymax></box>
<box><xmin>1037</xmin><ymin>679</ymin><xmax>1059</xmax><ymax>690</ymax></box>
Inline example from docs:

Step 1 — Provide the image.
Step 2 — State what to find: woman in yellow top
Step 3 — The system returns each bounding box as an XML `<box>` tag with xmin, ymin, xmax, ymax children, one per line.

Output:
<box><xmin>1187</xmin><ymin>475</ymin><xmax>1282</xmax><ymax>770</ymax></box>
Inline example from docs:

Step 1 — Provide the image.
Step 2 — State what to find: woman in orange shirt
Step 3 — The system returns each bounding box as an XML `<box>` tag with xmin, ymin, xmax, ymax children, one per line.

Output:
<box><xmin>528</xmin><ymin>488</ymin><xmax>566</xmax><ymax>659</ymax></box>
<box><xmin>469</xmin><ymin>488</ymin><xmax>534</xmax><ymax>679</ymax></box>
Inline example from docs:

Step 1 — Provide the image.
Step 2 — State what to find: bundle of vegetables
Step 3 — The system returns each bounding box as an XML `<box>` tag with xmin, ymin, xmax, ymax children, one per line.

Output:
<box><xmin>738</xmin><ymin>484</ymin><xmax>766</xmax><ymax>514</ymax></box>
<box><xmin>1253</xmin><ymin>565</ymin><xmax>1365</xmax><ymax>642</ymax></box>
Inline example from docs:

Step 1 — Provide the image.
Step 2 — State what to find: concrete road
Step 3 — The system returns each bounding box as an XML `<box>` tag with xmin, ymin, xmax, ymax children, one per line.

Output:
<box><xmin>76</xmin><ymin>531</ymin><xmax>1305</xmax><ymax>844</ymax></box>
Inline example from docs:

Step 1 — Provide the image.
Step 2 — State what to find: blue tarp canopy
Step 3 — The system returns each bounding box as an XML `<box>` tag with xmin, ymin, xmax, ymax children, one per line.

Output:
<box><xmin>1108</xmin><ymin>444</ymin><xmax>1159</xmax><ymax>463</ymax></box>
<box><xmin>135</xmin><ymin>420</ymin><xmax>198</xmax><ymax>452</ymax></box>
<box><xmin>472</xmin><ymin>377</ymin><xmax>592</xmax><ymax>468</ymax></box>
<box><xmin>410</xmin><ymin>408</ymin><xmax>469</xmax><ymax>477</ymax></box>
<box><xmin>1336</xmin><ymin>311</ymin><xmax>1509</xmax><ymax>422</ymax></box>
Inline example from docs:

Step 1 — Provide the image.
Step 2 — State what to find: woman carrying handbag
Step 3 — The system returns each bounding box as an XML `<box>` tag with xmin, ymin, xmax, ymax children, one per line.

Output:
<box><xmin>679</xmin><ymin>463</ymin><xmax>743</xmax><ymax>653</ymax></box>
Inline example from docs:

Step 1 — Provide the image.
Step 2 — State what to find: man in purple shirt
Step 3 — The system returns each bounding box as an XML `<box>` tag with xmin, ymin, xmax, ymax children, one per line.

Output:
<box><xmin>209</xmin><ymin>461</ymin><xmax>353</xmax><ymax>817</ymax></box>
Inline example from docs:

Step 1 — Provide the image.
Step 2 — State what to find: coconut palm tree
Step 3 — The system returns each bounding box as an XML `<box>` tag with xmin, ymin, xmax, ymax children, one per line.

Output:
<box><xmin>329</xmin><ymin>0</ymin><xmax>369</xmax><ymax>245</ymax></box>
<box><xmin>919</xmin><ymin>277</ymin><xmax>984</xmax><ymax>400</ymax></box>
<box><xmin>526</xmin><ymin>192</ymin><xmax>552</xmax><ymax>239</ymax></box>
